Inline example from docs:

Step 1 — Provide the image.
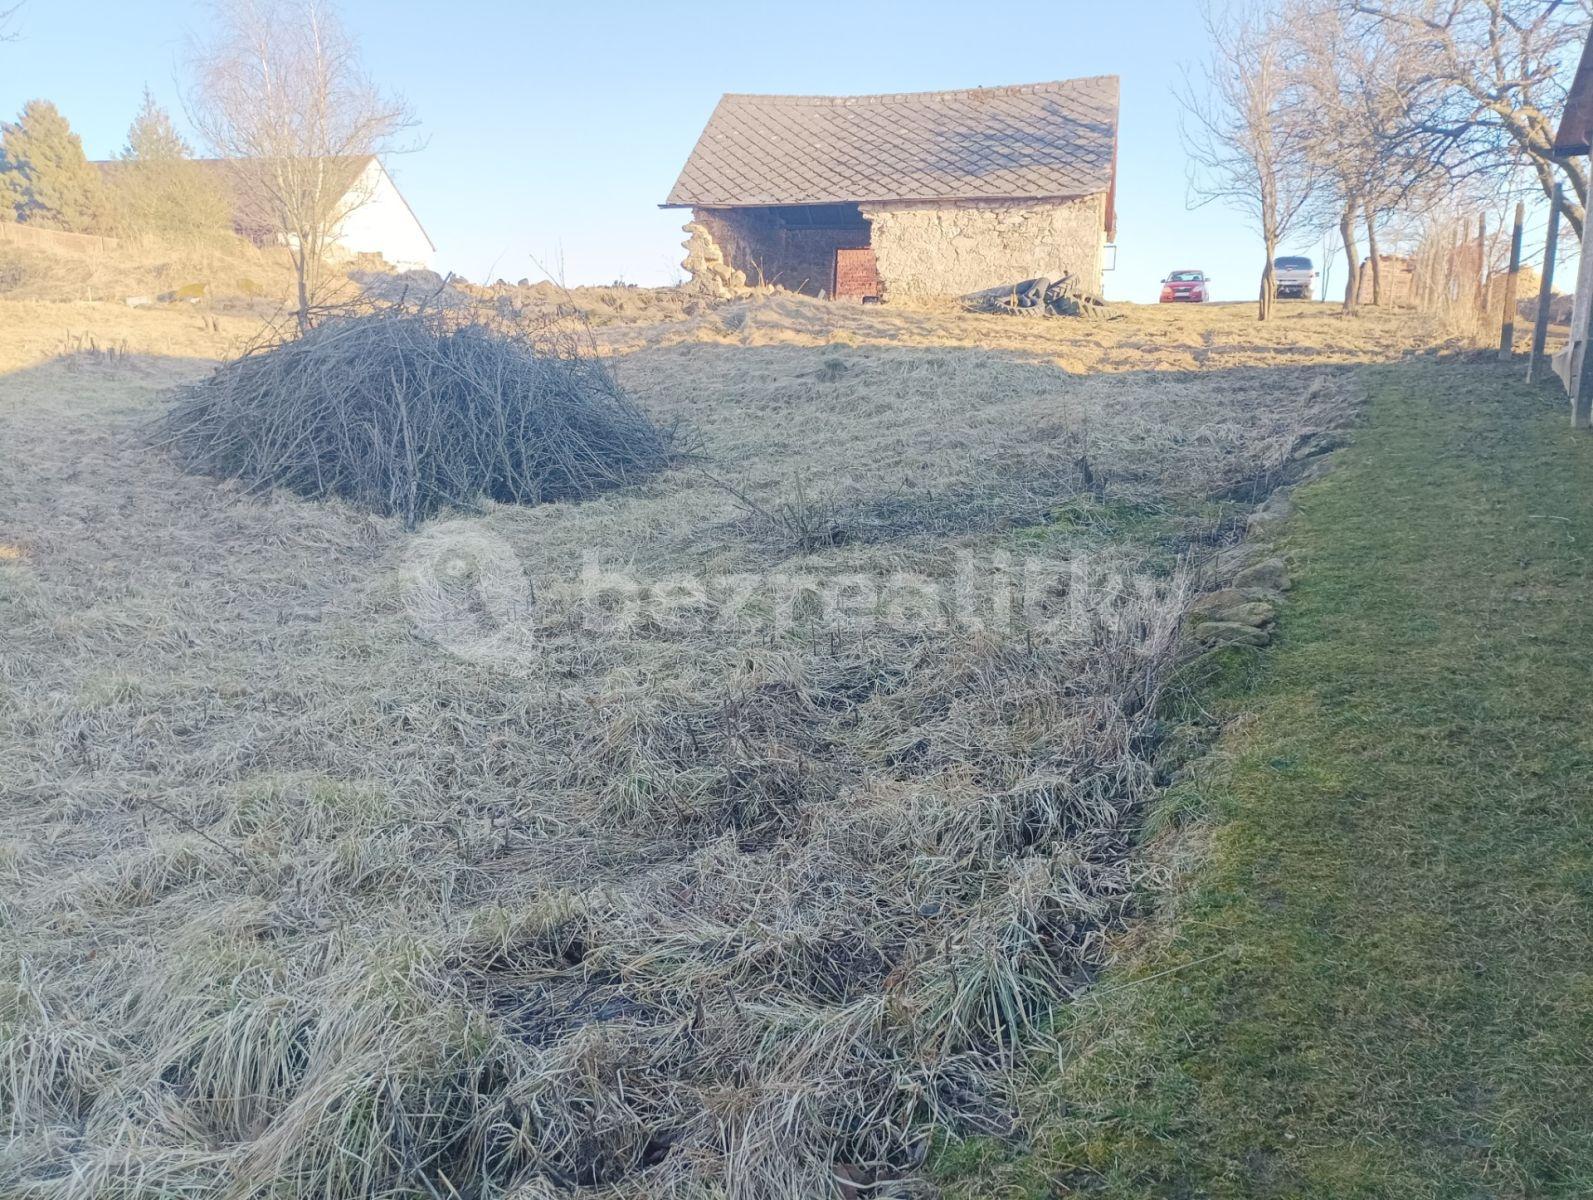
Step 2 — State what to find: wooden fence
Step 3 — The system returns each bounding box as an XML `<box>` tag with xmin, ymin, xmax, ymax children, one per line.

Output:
<box><xmin>1405</xmin><ymin>212</ymin><xmax>1510</xmax><ymax>339</ymax></box>
<box><xmin>1405</xmin><ymin>194</ymin><xmax>1593</xmax><ymax>428</ymax></box>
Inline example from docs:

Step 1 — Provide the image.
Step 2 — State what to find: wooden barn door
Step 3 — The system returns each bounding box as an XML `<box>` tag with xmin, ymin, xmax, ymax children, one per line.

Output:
<box><xmin>833</xmin><ymin>248</ymin><xmax>879</xmax><ymax>300</ymax></box>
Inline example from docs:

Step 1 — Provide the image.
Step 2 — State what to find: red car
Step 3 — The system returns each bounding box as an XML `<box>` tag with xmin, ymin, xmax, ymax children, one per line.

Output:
<box><xmin>1160</xmin><ymin>270</ymin><xmax>1209</xmax><ymax>303</ymax></box>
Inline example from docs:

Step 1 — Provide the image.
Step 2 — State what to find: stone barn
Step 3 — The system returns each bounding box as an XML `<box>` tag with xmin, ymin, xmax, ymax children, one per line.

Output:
<box><xmin>663</xmin><ymin>76</ymin><xmax>1119</xmax><ymax>303</ymax></box>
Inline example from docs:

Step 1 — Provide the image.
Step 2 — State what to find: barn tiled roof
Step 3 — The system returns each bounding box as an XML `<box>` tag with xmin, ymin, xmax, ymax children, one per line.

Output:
<box><xmin>664</xmin><ymin>77</ymin><xmax>1119</xmax><ymax>208</ymax></box>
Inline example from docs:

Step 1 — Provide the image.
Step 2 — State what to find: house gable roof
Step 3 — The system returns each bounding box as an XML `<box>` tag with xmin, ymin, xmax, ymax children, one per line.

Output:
<box><xmin>95</xmin><ymin>154</ymin><xmax>373</xmax><ymax>212</ymax></box>
<box><xmin>91</xmin><ymin>155</ymin><xmax>437</xmax><ymax>254</ymax></box>
<box><xmin>664</xmin><ymin>77</ymin><xmax>1120</xmax><ymax>215</ymax></box>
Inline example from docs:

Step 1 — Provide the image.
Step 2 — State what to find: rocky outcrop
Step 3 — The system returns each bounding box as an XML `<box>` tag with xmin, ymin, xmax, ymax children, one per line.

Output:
<box><xmin>1156</xmin><ymin>381</ymin><xmax>1359</xmax><ymax>796</ymax></box>
<box><xmin>1181</xmin><ymin>373</ymin><xmax>1364</xmax><ymax>661</ymax></box>
<box><xmin>1186</xmin><ymin>490</ymin><xmax>1310</xmax><ymax>654</ymax></box>
<box><xmin>1190</xmin><ymin>619</ymin><xmax>1273</xmax><ymax>649</ymax></box>
<box><xmin>1232</xmin><ymin>557</ymin><xmax>1291</xmax><ymax>593</ymax></box>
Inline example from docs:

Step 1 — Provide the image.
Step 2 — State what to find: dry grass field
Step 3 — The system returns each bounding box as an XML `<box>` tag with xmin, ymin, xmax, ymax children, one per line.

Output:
<box><xmin>0</xmin><ymin>235</ymin><xmax>302</xmax><ymax>314</ymax></box>
<box><xmin>0</xmin><ymin>296</ymin><xmax>1442</xmax><ymax>1198</ymax></box>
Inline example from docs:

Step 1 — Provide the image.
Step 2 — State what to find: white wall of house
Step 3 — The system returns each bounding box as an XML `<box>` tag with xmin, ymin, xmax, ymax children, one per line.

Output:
<box><xmin>332</xmin><ymin>160</ymin><xmax>435</xmax><ymax>269</ymax></box>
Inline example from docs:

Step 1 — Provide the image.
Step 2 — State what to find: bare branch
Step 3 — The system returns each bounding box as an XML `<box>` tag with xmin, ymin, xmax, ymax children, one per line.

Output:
<box><xmin>1353</xmin><ymin>0</ymin><xmax>1591</xmax><ymax>237</ymax></box>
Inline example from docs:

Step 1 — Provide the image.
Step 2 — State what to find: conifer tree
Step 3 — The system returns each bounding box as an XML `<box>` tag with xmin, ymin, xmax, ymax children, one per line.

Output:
<box><xmin>123</xmin><ymin>87</ymin><xmax>190</xmax><ymax>161</ymax></box>
<box><xmin>112</xmin><ymin>88</ymin><xmax>232</xmax><ymax>239</ymax></box>
<box><xmin>0</xmin><ymin>100</ymin><xmax>109</xmax><ymax>231</ymax></box>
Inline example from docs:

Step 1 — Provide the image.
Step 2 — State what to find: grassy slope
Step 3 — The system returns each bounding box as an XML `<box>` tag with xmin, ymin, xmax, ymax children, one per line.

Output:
<box><xmin>945</xmin><ymin>359</ymin><xmax>1593</xmax><ymax>1197</ymax></box>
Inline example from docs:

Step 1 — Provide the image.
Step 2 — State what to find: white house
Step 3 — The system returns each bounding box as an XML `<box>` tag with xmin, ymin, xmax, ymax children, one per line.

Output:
<box><xmin>317</xmin><ymin>156</ymin><xmax>435</xmax><ymax>269</ymax></box>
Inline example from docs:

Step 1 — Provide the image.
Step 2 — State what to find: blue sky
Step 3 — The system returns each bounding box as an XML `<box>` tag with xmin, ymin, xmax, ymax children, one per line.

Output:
<box><xmin>6</xmin><ymin>0</ymin><xmax>1353</xmax><ymax>302</ymax></box>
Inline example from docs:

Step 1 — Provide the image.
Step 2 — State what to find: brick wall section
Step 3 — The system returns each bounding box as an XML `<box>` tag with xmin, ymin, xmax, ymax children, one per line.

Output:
<box><xmin>1356</xmin><ymin>256</ymin><xmax>1416</xmax><ymax>306</ymax></box>
<box><xmin>690</xmin><ymin>209</ymin><xmax>775</xmax><ymax>287</ymax></box>
<box><xmin>860</xmin><ymin>195</ymin><xmax>1106</xmax><ymax>299</ymax></box>
<box><xmin>691</xmin><ymin>208</ymin><xmax>870</xmax><ymax>296</ymax></box>
<box><xmin>833</xmin><ymin>248</ymin><xmax>879</xmax><ymax>299</ymax></box>
<box><xmin>774</xmin><ymin>226</ymin><xmax>871</xmax><ymax>295</ymax></box>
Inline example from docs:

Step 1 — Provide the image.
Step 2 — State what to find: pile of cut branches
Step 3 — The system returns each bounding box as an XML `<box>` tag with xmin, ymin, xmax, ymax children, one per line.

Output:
<box><xmin>159</xmin><ymin>308</ymin><xmax>674</xmax><ymax>526</ymax></box>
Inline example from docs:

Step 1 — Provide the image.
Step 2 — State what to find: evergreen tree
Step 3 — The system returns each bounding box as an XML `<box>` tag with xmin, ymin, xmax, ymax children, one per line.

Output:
<box><xmin>0</xmin><ymin>99</ymin><xmax>110</xmax><ymax>231</ymax></box>
<box><xmin>123</xmin><ymin>87</ymin><xmax>190</xmax><ymax>161</ymax></box>
<box><xmin>110</xmin><ymin>89</ymin><xmax>233</xmax><ymax>239</ymax></box>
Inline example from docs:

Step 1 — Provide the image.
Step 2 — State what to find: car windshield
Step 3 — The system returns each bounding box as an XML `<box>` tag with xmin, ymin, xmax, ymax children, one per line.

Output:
<box><xmin>1168</xmin><ymin>271</ymin><xmax>1204</xmax><ymax>282</ymax></box>
<box><xmin>1274</xmin><ymin>257</ymin><xmax>1313</xmax><ymax>271</ymax></box>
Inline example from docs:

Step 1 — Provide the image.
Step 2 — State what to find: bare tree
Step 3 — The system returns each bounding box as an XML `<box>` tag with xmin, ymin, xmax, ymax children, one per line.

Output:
<box><xmin>1181</xmin><ymin>1</ymin><xmax>1320</xmax><ymax>320</ymax></box>
<box><xmin>1292</xmin><ymin>0</ymin><xmax>1454</xmax><ymax>311</ymax></box>
<box><xmin>1353</xmin><ymin>0</ymin><xmax>1592</xmax><ymax>239</ymax></box>
<box><xmin>188</xmin><ymin>0</ymin><xmax>412</xmax><ymax>329</ymax></box>
<box><xmin>1291</xmin><ymin>2</ymin><xmax>1379</xmax><ymax>312</ymax></box>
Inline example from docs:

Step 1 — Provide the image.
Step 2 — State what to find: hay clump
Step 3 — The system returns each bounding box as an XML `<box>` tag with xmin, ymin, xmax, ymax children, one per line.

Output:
<box><xmin>158</xmin><ymin>308</ymin><xmax>674</xmax><ymax>527</ymax></box>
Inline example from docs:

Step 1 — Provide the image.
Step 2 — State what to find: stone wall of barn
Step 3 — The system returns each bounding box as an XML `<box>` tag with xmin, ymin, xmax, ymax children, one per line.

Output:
<box><xmin>686</xmin><ymin>196</ymin><xmax>1108</xmax><ymax>301</ymax></box>
<box><xmin>859</xmin><ymin>195</ymin><xmax>1106</xmax><ymax>299</ymax></box>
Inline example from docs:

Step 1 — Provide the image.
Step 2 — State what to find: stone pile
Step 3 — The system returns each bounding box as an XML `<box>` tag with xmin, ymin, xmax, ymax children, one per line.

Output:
<box><xmin>350</xmin><ymin>268</ymin><xmax>471</xmax><ymax>310</ymax></box>
<box><xmin>1187</xmin><ymin>546</ymin><xmax>1290</xmax><ymax>650</ymax></box>
<box><xmin>680</xmin><ymin>222</ymin><xmax>748</xmax><ymax>299</ymax></box>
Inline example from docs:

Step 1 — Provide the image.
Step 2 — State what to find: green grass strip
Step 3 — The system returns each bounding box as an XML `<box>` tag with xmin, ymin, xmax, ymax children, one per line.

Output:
<box><xmin>941</xmin><ymin>359</ymin><xmax>1593</xmax><ymax>1199</ymax></box>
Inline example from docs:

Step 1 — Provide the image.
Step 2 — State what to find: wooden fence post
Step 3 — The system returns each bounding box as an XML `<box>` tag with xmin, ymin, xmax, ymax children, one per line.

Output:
<box><xmin>1443</xmin><ymin>225</ymin><xmax>1459</xmax><ymax>310</ymax></box>
<box><xmin>1527</xmin><ymin>189</ymin><xmax>1561</xmax><ymax>384</ymax></box>
<box><xmin>1499</xmin><ymin>201</ymin><xmax>1525</xmax><ymax>360</ymax></box>
<box><xmin>1474</xmin><ymin>214</ymin><xmax>1487</xmax><ymax>324</ymax></box>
